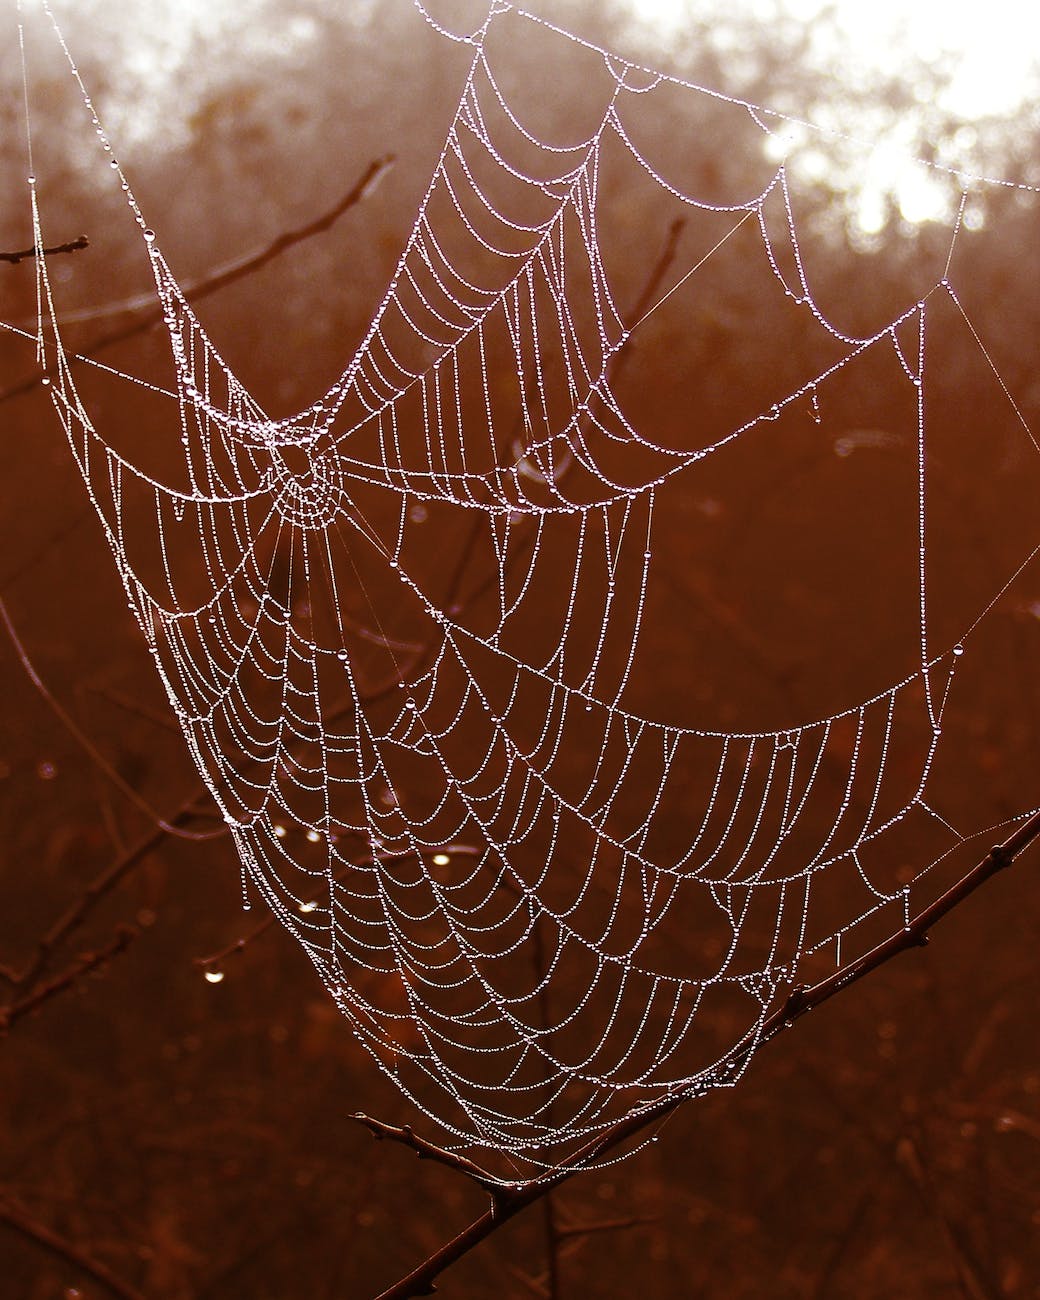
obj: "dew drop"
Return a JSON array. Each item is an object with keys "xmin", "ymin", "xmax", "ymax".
[
  {"xmin": 143, "ymin": 228, "xmax": 156, "ymax": 243},
  {"xmin": 953, "ymin": 643, "xmax": 965, "ymax": 657},
  {"xmin": 432, "ymin": 853, "xmax": 451, "ymax": 867},
  {"xmin": 204, "ymin": 969, "xmax": 225, "ymax": 984}
]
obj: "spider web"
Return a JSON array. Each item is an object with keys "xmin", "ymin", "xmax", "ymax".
[{"xmin": 13, "ymin": 0, "xmax": 1040, "ymax": 1174}]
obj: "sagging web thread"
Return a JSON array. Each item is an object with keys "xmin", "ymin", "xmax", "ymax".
[{"xmin": 14, "ymin": 0, "xmax": 1040, "ymax": 1174}]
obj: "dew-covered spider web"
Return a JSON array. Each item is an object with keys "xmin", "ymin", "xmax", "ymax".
[{"xmin": 11, "ymin": 0, "xmax": 1040, "ymax": 1175}]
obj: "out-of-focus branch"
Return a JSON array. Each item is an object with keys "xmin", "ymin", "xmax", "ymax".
[
  {"xmin": 554, "ymin": 1214, "xmax": 656, "ymax": 1242},
  {"xmin": 0, "ymin": 155, "xmax": 394, "ymax": 403},
  {"xmin": 351, "ymin": 1115, "xmax": 504, "ymax": 1194},
  {"xmin": 8, "ymin": 804, "xmax": 194, "ymax": 999},
  {"xmin": 92, "ymin": 154, "xmax": 396, "ymax": 350},
  {"xmin": 0, "ymin": 1190, "xmax": 146, "ymax": 1300},
  {"xmin": 0, "ymin": 235, "xmax": 89, "ymax": 264},
  {"xmin": 623, "ymin": 217, "xmax": 687, "ymax": 331},
  {"xmin": 0, "ymin": 594, "xmax": 223, "ymax": 841},
  {"xmin": 896, "ymin": 1134, "xmax": 997, "ymax": 1300},
  {"xmin": 1, "ymin": 925, "xmax": 138, "ymax": 1033},
  {"xmin": 10, "ymin": 832, "xmax": 154, "ymax": 989},
  {"xmin": 195, "ymin": 843, "xmax": 482, "ymax": 974},
  {"xmin": 371, "ymin": 812, "xmax": 1040, "ymax": 1300}
]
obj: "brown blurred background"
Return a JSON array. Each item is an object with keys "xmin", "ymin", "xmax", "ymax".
[{"xmin": 2, "ymin": 1, "xmax": 1039, "ymax": 1296}]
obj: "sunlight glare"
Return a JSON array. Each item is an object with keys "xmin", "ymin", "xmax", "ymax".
[
  {"xmin": 628, "ymin": 0, "xmax": 1039, "ymax": 228},
  {"xmin": 629, "ymin": 0, "xmax": 1040, "ymax": 118}
]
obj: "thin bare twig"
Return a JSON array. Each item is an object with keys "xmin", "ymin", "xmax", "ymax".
[
  {"xmin": 195, "ymin": 843, "xmax": 482, "ymax": 972},
  {"xmin": 0, "ymin": 156, "xmax": 393, "ymax": 403},
  {"xmin": 896, "ymin": 1133, "xmax": 998, "ymax": 1300},
  {"xmin": 810, "ymin": 1184, "xmax": 875, "ymax": 1300},
  {"xmin": 95, "ymin": 155, "xmax": 396, "ymax": 346},
  {"xmin": 554, "ymin": 1214, "xmax": 657, "ymax": 1242},
  {"xmin": 0, "ymin": 593, "xmax": 221, "ymax": 840},
  {"xmin": 351, "ymin": 1115, "xmax": 503, "ymax": 1194},
  {"xmin": 0, "ymin": 235, "xmax": 89, "ymax": 264},
  {"xmin": 0, "ymin": 1189, "xmax": 146, "ymax": 1300},
  {"xmin": 1, "ymin": 924, "xmax": 138, "ymax": 1032},
  {"xmin": 370, "ymin": 813, "xmax": 1040, "ymax": 1299},
  {"xmin": 503, "ymin": 1263, "xmax": 550, "ymax": 1298}
]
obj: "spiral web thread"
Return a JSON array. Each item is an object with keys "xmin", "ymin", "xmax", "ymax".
[{"xmin": 14, "ymin": 0, "xmax": 1040, "ymax": 1174}]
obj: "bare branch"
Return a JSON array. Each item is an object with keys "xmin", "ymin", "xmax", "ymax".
[
  {"xmin": 1, "ymin": 925, "xmax": 138, "ymax": 1033},
  {"xmin": 98, "ymin": 154, "xmax": 396, "ymax": 343},
  {"xmin": 372, "ymin": 812, "xmax": 1040, "ymax": 1299},
  {"xmin": 502, "ymin": 1263, "xmax": 550, "ymax": 1298},
  {"xmin": 0, "ymin": 157, "xmax": 394, "ymax": 404},
  {"xmin": 351, "ymin": 1114, "xmax": 505, "ymax": 1195},
  {"xmin": 896, "ymin": 1133, "xmax": 998, "ymax": 1300},
  {"xmin": 9, "ymin": 813, "xmax": 181, "ymax": 998},
  {"xmin": 0, "ymin": 1189, "xmax": 145, "ymax": 1300},
  {"xmin": 195, "ymin": 912, "xmax": 279, "ymax": 974},
  {"xmin": 0, "ymin": 594, "xmax": 217, "ymax": 839},
  {"xmin": 554, "ymin": 1214, "xmax": 657, "ymax": 1242},
  {"xmin": 0, "ymin": 235, "xmax": 89, "ymax": 264},
  {"xmin": 196, "ymin": 843, "xmax": 483, "ymax": 972},
  {"xmin": 623, "ymin": 217, "xmax": 687, "ymax": 332}
]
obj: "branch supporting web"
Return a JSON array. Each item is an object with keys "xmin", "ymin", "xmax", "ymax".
[{"xmin": 13, "ymin": 0, "xmax": 1040, "ymax": 1175}]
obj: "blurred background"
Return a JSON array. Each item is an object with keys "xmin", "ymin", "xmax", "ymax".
[{"xmin": 2, "ymin": 1, "xmax": 1039, "ymax": 1296}]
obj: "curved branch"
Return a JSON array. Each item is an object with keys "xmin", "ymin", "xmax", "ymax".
[
  {"xmin": 1, "ymin": 926, "xmax": 138, "ymax": 1032},
  {"xmin": 0, "ymin": 1191, "xmax": 146, "ymax": 1300},
  {"xmin": 372, "ymin": 811, "xmax": 1040, "ymax": 1299},
  {"xmin": 351, "ymin": 1114, "xmax": 503, "ymax": 1193},
  {"xmin": 0, "ymin": 155, "xmax": 394, "ymax": 403}
]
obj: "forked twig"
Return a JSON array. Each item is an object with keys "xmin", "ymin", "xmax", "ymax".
[
  {"xmin": 8, "ymin": 807, "xmax": 192, "ymax": 998},
  {"xmin": 370, "ymin": 813, "xmax": 1040, "ymax": 1300},
  {"xmin": 351, "ymin": 1115, "xmax": 505, "ymax": 1194}
]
